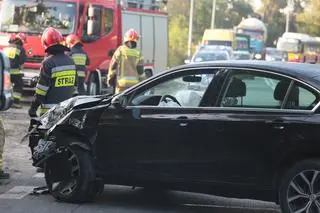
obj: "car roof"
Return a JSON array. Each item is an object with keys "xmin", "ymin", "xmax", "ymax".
[
  {"xmin": 196, "ymin": 49, "xmax": 229, "ymax": 54},
  {"xmin": 171, "ymin": 61, "xmax": 320, "ymax": 89}
]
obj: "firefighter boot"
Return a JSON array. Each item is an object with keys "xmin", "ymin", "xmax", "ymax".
[{"xmin": 12, "ymin": 97, "xmax": 23, "ymax": 109}]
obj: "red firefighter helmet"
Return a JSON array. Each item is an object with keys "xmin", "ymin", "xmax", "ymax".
[
  {"xmin": 65, "ymin": 34, "xmax": 81, "ymax": 48},
  {"xmin": 123, "ymin": 29, "xmax": 139, "ymax": 43},
  {"xmin": 41, "ymin": 27, "xmax": 64, "ymax": 49},
  {"xmin": 8, "ymin": 34, "xmax": 17, "ymax": 43},
  {"xmin": 16, "ymin": 32, "xmax": 27, "ymax": 44}
]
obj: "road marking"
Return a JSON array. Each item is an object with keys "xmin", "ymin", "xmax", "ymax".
[
  {"xmin": 0, "ymin": 186, "xmax": 35, "ymax": 199},
  {"xmin": 33, "ymin": 173, "xmax": 44, "ymax": 178}
]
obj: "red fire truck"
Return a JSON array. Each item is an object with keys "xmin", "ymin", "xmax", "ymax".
[{"xmin": 0, "ymin": 0, "xmax": 168, "ymax": 95}]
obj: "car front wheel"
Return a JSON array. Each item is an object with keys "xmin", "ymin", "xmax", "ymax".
[
  {"xmin": 44, "ymin": 146, "xmax": 102, "ymax": 203},
  {"xmin": 279, "ymin": 159, "xmax": 320, "ymax": 213}
]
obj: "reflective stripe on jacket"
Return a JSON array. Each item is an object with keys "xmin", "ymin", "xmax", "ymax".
[
  {"xmin": 3, "ymin": 43, "xmax": 26, "ymax": 75},
  {"xmin": 108, "ymin": 45, "xmax": 144, "ymax": 90},
  {"xmin": 35, "ymin": 53, "xmax": 76, "ymax": 110},
  {"xmin": 68, "ymin": 45, "xmax": 90, "ymax": 78}
]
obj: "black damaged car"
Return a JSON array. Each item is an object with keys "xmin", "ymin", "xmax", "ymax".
[{"xmin": 30, "ymin": 61, "xmax": 320, "ymax": 213}]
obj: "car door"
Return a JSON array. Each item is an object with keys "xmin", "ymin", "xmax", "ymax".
[
  {"xmin": 95, "ymin": 68, "xmax": 217, "ymax": 181},
  {"xmin": 190, "ymin": 68, "xmax": 308, "ymax": 188}
]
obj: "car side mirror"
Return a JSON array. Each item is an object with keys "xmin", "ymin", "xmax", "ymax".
[
  {"xmin": 87, "ymin": 20, "xmax": 95, "ymax": 36},
  {"xmin": 111, "ymin": 95, "xmax": 127, "ymax": 110}
]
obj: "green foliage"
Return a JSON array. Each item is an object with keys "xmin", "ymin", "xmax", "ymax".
[
  {"xmin": 296, "ymin": 0, "xmax": 320, "ymax": 36},
  {"xmin": 168, "ymin": 15, "xmax": 189, "ymax": 66},
  {"xmin": 259, "ymin": 0, "xmax": 287, "ymax": 46}
]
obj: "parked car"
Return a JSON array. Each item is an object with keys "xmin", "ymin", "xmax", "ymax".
[
  {"xmin": 185, "ymin": 45, "xmax": 232, "ymax": 64},
  {"xmin": 30, "ymin": 61, "xmax": 320, "ymax": 213},
  {"xmin": 233, "ymin": 50, "xmax": 251, "ymax": 60},
  {"xmin": 266, "ymin": 47, "xmax": 287, "ymax": 61}
]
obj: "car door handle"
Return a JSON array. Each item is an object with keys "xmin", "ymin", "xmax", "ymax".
[
  {"xmin": 265, "ymin": 119, "xmax": 285, "ymax": 130},
  {"xmin": 179, "ymin": 122, "xmax": 188, "ymax": 127},
  {"xmin": 273, "ymin": 126, "xmax": 285, "ymax": 130},
  {"xmin": 176, "ymin": 116, "xmax": 188, "ymax": 127}
]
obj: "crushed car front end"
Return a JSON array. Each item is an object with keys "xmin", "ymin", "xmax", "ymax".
[{"xmin": 29, "ymin": 95, "xmax": 112, "ymax": 167}]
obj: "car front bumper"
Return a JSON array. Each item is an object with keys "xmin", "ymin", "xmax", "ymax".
[{"xmin": 22, "ymin": 69, "xmax": 39, "ymax": 89}]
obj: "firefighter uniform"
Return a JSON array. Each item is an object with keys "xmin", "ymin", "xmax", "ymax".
[
  {"xmin": 67, "ymin": 43, "xmax": 90, "ymax": 95},
  {"xmin": 108, "ymin": 45, "xmax": 144, "ymax": 94},
  {"xmin": 3, "ymin": 42, "xmax": 26, "ymax": 104},
  {"xmin": 35, "ymin": 55, "xmax": 77, "ymax": 115},
  {"xmin": 29, "ymin": 27, "xmax": 77, "ymax": 117}
]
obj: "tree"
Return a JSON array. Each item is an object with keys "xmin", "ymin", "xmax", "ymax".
[
  {"xmin": 296, "ymin": 0, "xmax": 320, "ymax": 36},
  {"xmin": 259, "ymin": 0, "xmax": 287, "ymax": 46},
  {"xmin": 168, "ymin": 14, "xmax": 189, "ymax": 66}
]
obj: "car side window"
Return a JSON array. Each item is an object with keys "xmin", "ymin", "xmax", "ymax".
[
  {"xmin": 220, "ymin": 70, "xmax": 291, "ymax": 109},
  {"xmin": 284, "ymin": 81, "xmax": 319, "ymax": 110},
  {"xmin": 129, "ymin": 71, "xmax": 215, "ymax": 108},
  {"xmin": 103, "ymin": 8, "xmax": 113, "ymax": 35}
]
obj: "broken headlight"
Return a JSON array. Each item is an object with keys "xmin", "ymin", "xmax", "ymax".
[{"xmin": 39, "ymin": 97, "xmax": 77, "ymax": 129}]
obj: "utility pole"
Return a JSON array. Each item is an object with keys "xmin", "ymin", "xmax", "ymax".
[
  {"xmin": 285, "ymin": 0, "xmax": 294, "ymax": 32},
  {"xmin": 187, "ymin": 0, "xmax": 194, "ymax": 57},
  {"xmin": 211, "ymin": 0, "xmax": 216, "ymax": 29},
  {"xmin": 285, "ymin": 10, "xmax": 290, "ymax": 32}
]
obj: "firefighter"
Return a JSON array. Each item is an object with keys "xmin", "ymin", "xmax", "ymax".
[
  {"xmin": 106, "ymin": 29, "xmax": 145, "ymax": 94},
  {"xmin": 28, "ymin": 27, "xmax": 77, "ymax": 117},
  {"xmin": 65, "ymin": 34, "xmax": 90, "ymax": 95},
  {"xmin": 3, "ymin": 33, "xmax": 26, "ymax": 108}
]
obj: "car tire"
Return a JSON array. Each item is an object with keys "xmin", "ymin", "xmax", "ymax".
[
  {"xmin": 279, "ymin": 159, "xmax": 320, "ymax": 213},
  {"xmin": 44, "ymin": 146, "xmax": 100, "ymax": 203}
]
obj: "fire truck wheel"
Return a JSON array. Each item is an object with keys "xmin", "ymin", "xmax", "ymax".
[{"xmin": 44, "ymin": 146, "xmax": 98, "ymax": 203}]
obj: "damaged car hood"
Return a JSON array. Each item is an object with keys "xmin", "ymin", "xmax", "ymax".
[{"xmin": 38, "ymin": 95, "xmax": 112, "ymax": 130}]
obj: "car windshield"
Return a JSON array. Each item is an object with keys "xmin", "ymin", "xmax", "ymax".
[
  {"xmin": 240, "ymin": 29, "xmax": 264, "ymax": 41},
  {"xmin": 266, "ymin": 49, "xmax": 283, "ymax": 57},
  {"xmin": 277, "ymin": 38, "xmax": 301, "ymax": 53},
  {"xmin": 206, "ymin": 40, "xmax": 232, "ymax": 46},
  {"xmin": 193, "ymin": 51, "xmax": 229, "ymax": 62},
  {"xmin": 236, "ymin": 38, "xmax": 249, "ymax": 50},
  {"xmin": 0, "ymin": 0, "xmax": 76, "ymax": 35}
]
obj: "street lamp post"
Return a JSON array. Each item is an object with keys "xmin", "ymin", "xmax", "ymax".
[
  {"xmin": 285, "ymin": 9, "xmax": 290, "ymax": 32},
  {"xmin": 187, "ymin": 0, "xmax": 194, "ymax": 57},
  {"xmin": 211, "ymin": 0, "xmax": 216, "ymax": 29},
  {"xmin": 280, "ymin": 0, "xmax": 294, "ymax": 32}
]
